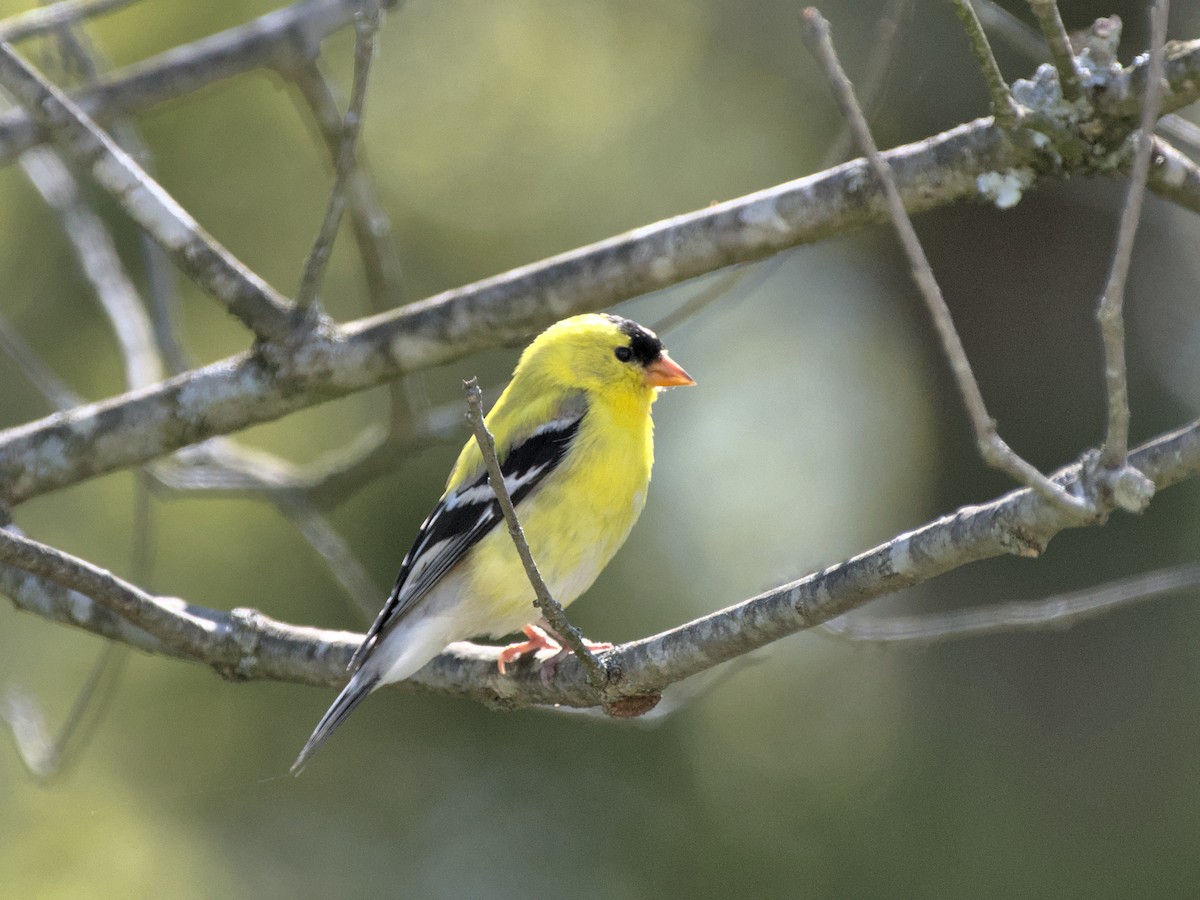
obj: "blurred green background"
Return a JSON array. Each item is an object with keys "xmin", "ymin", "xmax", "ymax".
[{"xmin": 3, "ymin": 0, "xmax": 1200, "ymax": 896}]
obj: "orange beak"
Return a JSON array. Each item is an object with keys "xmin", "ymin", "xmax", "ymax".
[{"xmin": 644, "ymin": 351, "xmax": 696, "ymax": 388}]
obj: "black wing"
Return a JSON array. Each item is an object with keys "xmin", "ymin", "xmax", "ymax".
[{"xmin": 348, "ymin": 399, "xmax": 586, "ymax": 672}]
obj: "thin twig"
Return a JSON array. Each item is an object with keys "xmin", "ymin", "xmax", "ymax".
[
  {"xmin": 0, "ymin": 0, "xmax": 401, "ymax": 168},
  {"xmin": 0, "ymin": 0, "xmax": 140, "ymax": 44},
  {"xmin": 462, "ymin": 377, "xmax": 608, "ymax": 690},
  {"xmin": 1026, "ymin": 0, "xmax": 1082, "ymax": 101},
  {"xmin": 800, "ymin": 7, "xmax": 1088, "ymax": 515},
  {"xmin": 1097, "ymin": 0, "xmax": 1169, "ymax": 469},
  {"xmin": 0, "ymin": 42, "xmax": 304, "ymax": 343},
  {"xmin": 19, "ymin": 147, "xmax": 163, "ymax": 390},
  {"xmin": 0, "ymin": 311, "xmax": 80, "ymax": 409},
  {"xmin": 822, "ymin": 561, "xmax": 1200, "ymax": 644},
  {"xmin": 289, "ymin": 61, "xmax": 402, "ymax": 311},
  {"xmin": 949, "ymin": 0, "xmax": 1021, "ymax": 125},
  {"xmin": 295, "ymin": 1, "xmax": 382, "ymax": 309},
  {"xmin": 972, "ymin": 0, "xmax": 1047, "ymax": 60},
  {"xmin": 820, "ymin": 0, "xmax": 913, "ymax": 166},
  {"xmin": 651, "ymin": 259, "xmax": 774, "ymax": 336},
  {"xmin": 3, "ymin": 646, "xmax": 126, "ymax": 780}
]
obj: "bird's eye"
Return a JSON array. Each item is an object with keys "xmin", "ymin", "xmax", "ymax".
[{"xmin": 614, "ymin": 346, "xmax": 632, "ymax": 362}]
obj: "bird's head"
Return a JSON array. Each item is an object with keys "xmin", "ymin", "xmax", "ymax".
[{"xmin": 515, "ymin": 314, "xmax": 695, "ymax": 400}]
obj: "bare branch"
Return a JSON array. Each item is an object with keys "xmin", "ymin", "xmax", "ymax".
[
  {"xmin": 0, "ymin": 0, "xmax": 140, "ymax": 44},
  {"xmin": 1026, "ymin": 0, "xmax": 1082, "ymax": 101},
  {"xmin": 1097, "ymin": 0, "xmax": 1169, "ymax": 470},
  {"xmin": 1, "ymin": 35, "xmax": 1196, "ymax": 508},
  {"xmin": 295, "ymin": 1, "xmax": 382, "ymax": 309},
  {"xmin": 949, "ymin": 0, "xmax": 1021, "ymax": 125},
  {"xmin": 0, "ymin": 311, "xmax": 80, "ymax": 410},
  {"xmin": 0, "ymin": 524, "xmax": 214, "ymax": 655},
  {"xmin": 822, "ymin": 561, "xmax": 1200, "ymax": 644},
  {"xmin": 820, "ymin": 0, "xmax": 913, "ymax": 167},
  {"xmin": 800, "ymin": 8, "xmax": 1088, "ymax": 515},
  {"xmin": 7, "ymin": 417, "xmax": 1200, "ymax": 708},
  {"xmin": 0, "ymin": 42, "xmax": 304, "ymax": 343},
  {"xmin": 19, "ymin": 147, "xmax": 162, "ymax": 390},
  {"xmin": 0, "ymin": 0, "xmax": 399, "ymax": 168},
  {"xmin": 2, "ymin": 643, "xmax": 126, "ymax": 780},
  {"xmin": 462, "ymin": 378, "xmax": 608, "ymax": 689},
  {"xmin": 289, "ymin": 61, "xmax": 402, "ymax": 311},
  {"xmin": 972, "ymin": 0, "xmax": 1047, "ymax": 60}
]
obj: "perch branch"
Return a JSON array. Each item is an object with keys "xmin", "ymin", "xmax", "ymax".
[{"xmin": 6, "ymin": 416, "xmax": 1199, "ymax": 707}]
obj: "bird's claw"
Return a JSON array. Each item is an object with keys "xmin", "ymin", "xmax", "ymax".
[
  {"xmin": 496, "ymin": 625, "xmax": 612, "ymax": 684},
  {"xmin": 496, "ymin": 624, "xmax": 561, "ymax": 675}
]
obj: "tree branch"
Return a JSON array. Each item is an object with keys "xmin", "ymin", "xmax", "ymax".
[
  {"xmin": 7, "ymin": 417, "xmax": 1200, "ymax": 709},
  {"xmin": 950, "ymin": 0, "xmax": 1020, "ymax": 125},
  {"xmin": 288, "ymin": 60, "xmax": 403, "ymax": 310},
  {"xmin": 0, "ymin": 0, "xmax": 399, "ymax": 167},
  {"xmin": 801, "ymin": 7, "xmax": 1087, "ymax": 514},
  {"xmin": 0, "ymin": 0, "xmax": 140, "ymax": 44},
  {"xmin": 1, "ymin": 6, "xmax": 1194, "ymax": 725},
  {"xmin": 2, "ymin": 33, "xmax": 1194, "ymax": 507},
  {"xmin": 1097, "ymin": 0, "xmax": 1168, "ymax": 469},
  {"xmin": 821, "ymin": 561, "xmax": 1200, "ymax": 644},
  {"xmin": 1026, "ymin": 0, "xmax": 1083, "ymax": 101},
  {"xmin": 294, "ymin": 0, "xmax": 382, "ymax": 309},
  {"xmin": 0, "ymin": 41, "xmax": 304, "ymax": 344}
]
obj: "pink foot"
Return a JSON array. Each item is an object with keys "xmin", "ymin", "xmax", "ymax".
[
  {"xmin": 496, "ymin": 625, "xmax": 613, "ymax": 682},
  {"xmin": 496, "ymin": 625, "xmax": 561, "ymax": 675}
]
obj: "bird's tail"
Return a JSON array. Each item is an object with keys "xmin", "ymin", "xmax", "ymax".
[{"xmin": 290, "ymin": 671, "xmax": 379, "ymax": 776}]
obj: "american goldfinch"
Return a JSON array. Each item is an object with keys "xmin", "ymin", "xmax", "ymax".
[{"xmin": 291, "ymin": 313, "xmax": 694, "ymax": 773}]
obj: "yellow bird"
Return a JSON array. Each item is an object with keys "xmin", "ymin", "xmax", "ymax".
[{"xmin": 291, "ymin": 313, "xmax": 695, "ymax": 773}]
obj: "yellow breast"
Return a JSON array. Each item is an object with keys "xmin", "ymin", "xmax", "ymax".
[{"xmin": 462, "ymin": 391, "xmax": 654, "ymax": 638}]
